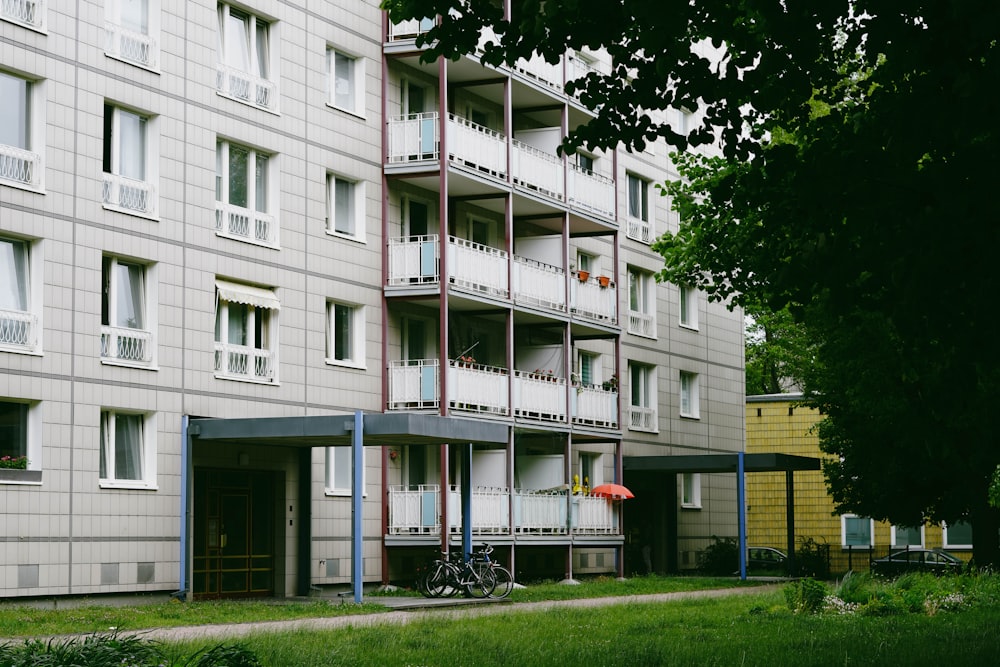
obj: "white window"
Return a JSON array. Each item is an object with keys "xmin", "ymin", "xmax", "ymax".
[
  {"xmin": 1, "ymin": 0, "xmax": 44, "ymax": 30},
  {"xmin": 626, "ymin": 172, "xmax": 652, "ymax": 243},
  {"xmin": 681, "ymin": 472, "xmax": 701, "ymax": 509},
  {"xmin": 943, "ymin": 521, "xmax": 973, "ymax": 549},
  {"xmin": 0, "ymin": 399, "xmax": 28, "ymax": 465},
  {"xmin": 105, "ymin": 0, "xmax": 159, "ymax": 69},
  {"xmin": 101, "ymin": 256, "xmax": 155, "ymax": 366},
  {"xmin": 215, "ymin": 140, "xmax": 277, "ymax": 246},
  {"xmin": 103, "ymin": 104, "xmax": 157, "ymax": 216},
  {"xmin": 841, "ymin": 514, "xmax": 874, "ymax": 547},
  {"xmin": 577, "ymin": 351, "xmax": 598, "ymax": 387},
  {"xmin": 679, "ymin": 285, "xmax": 698, "ymax": 329},
  {"xmin": 628, "ymin": 361, "xmax": 657, "ymax": 432},
  {"xmin": 679, "ymin": 371, "xmax": 700, "ymax": 419},
  {"xmin": 325, "ymin": 446, "xmax": 365, "ymax": 496},
  {"xmin": 579, "ymin": 452, "xmax": 603, "ymax": 489},
  {"xmin": 891, "ymin": 525, "xmax": 924, "ymax": 548},
  {"xmin": 328, "ymin": 174, "xmax": 365, "ymax": 241},
  {"xmin": 627, "ymin": 267, "xmax": 656, "ymax": 338},
  {"xmin": 327, "ymin": 301, "xmax": 365, "ymax": 368},
  {"xmin": 217, "ymin": 4, "xmax": 275, "ymax": 110},
  {"xmin": 214, "ymin": 279, "xmax": 279, "ymax": 383},
  {"xmin": 0, "ymin": 235, "xmax": 41, "ymax": 353},
  {"xmin": 329, "ymin": 49, "xmax": 364, "ymax": 116},
  {"xmin": 0, "ymin": 70, "xmax": 43, "ymax": 190},
  {"xmin": 100, "ymin": 410, "xmax": 156, "ymax": 488}
]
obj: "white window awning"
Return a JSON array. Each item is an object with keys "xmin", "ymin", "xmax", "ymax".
[{"xmin": 216, "ymin": 279, "xmax": 280, "ymax": 311}]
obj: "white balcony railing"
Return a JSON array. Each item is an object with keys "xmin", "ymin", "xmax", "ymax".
[
  {"xmin": 102, "ymin": 173, "xmax": 156, "ymax": 216},
  {"xmin": 387, "ymin": 112, "xmax": 439, "ymax": 163},
  {"xmin": 512, "ymin": 140, "xmax": 564, "ymax": 200},
  {"xmin": 388, "ymin": 485, "xmax": 440, "ymax": 534},
  {"xmin": 513, "ymin": 371, "xmax": 568, "ymax": 423},
  {"xmin": 512, "ymin": 257, "xmax": 566, "ymax": 312},
  {"xmin": 570, "ymin": 276, "xmax": 617, "ymax": 323},
  {"xmin": 568, "ymin": 165, "xmax": 616, "ymax": 219},
  {"xmin": 573, "ymin": 495, "xmax": 618, "ymax": 534},
  {"xmin": 448, "ymin": 360, "xmax": 509, "ymax": 416},
  {"xmin": 387, "ymin": 359, "xmax": 440, "ymax": 410},
  {"xmin": 388, "ymin": 235, "xmax": 440, "ymax": 285},
  {"xmin": 0, "ymin": 144, "xmax": 42, "ymax": 189},
  {"xmin": 514, "ymin": 489, "xmax": 568, "ymax": 534},
  {"xmin": 446, "ymin": 486, "xmax": 511, "ymax": 535},
  {"xmin": 566, "ymin": 54, "xmax": 607, "ymax": 89},
  {"xmin": 627, "ymin": 310, "xmax": 655, "ymax": 337},
  {"xmin": 0, "ymin": 309, "xmax": 36, "ymax": 349},
  {"xmin": 626, "ymin": 217, "xmax": 654, "ymax": 244},
  {"xmin": 446, "ymin": 113, "xmax": 507, "ymax": 177},
  {"xmin": 105, "ymin": 22, "xmax": 157, "ymax": 68},
  {"xmin": 216, "ymin": 63, "xmax": 275, "ymax": 111},
  {"xmin": 100, "ymin": 325, "xmax": 152, "ymax": 364},
  {"xmin": 214, "ymin": 343, "xmax": 274, "ymax": 382},
  {"xmin": 215, "ymin": 203, "xmax": 277, "ymax": 247},
  {"xmin": 388, "ymin": 16, "xmax": 435, "ymax": 41},
  {"xmin": 1, "ymin": 0, "xmax": 43, "ymax": 30},
  {"xmin": 514, "ymin": 51, "xmax": 564, "ymax": 90},
  {"xmin": 572, "ymin": 386, "xmax": 618, "ymax": 429},
  {"xmin": 628, "ymin": 406, "xmax": 658, "ymax": 432},
  {"xmin": 447, "ymin": 235, "xmax": 509, "ymax": 297}
]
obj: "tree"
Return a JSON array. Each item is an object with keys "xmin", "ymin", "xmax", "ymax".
[
  {"xmin": 382, "ymin": 0, "xmax": 1000, "ymax": 566},
  {"xmin": 744, "ymin": 303, "xmax": 815, "ymax": 396}
]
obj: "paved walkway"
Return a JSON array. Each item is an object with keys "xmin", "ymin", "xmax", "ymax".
[{"xmin": 118, "ymin": 585, "xmax": 780, "ymax": 643}]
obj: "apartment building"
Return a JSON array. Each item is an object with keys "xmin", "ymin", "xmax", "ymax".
[{"xmin": 0, "ymin": 1, "xmax": 743, "ymax": 600}]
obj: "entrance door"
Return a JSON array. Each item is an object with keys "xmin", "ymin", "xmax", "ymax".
[{"xmin": 193, "ymin": 469, "xmax": 277, "ymax": 599}]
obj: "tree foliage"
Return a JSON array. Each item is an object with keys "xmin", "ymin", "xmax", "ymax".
[
  {"xmin": 744, "ymin": 303, "xmax": 815, "ymax": 396},
  {"xmin": 382, "ymin": 0, "xmax": 1000, "ymax": 565}
]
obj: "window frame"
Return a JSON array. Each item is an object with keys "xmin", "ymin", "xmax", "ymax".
[
  {"xmin": 215, "ymin": 139, "xmax": 278, "ymax": 247},
  {"xmin": 841, "ymin": 514, "xmax": 874, "ymax": 548},
  {"xmin": 328, "ymin": 48, "xmax": 365, "ymax": 117},
  {"xmin": 628, "ymin": 361, "xmax": 658, "ymax": 433},
  {"xmin": 891, "ymin": 524, "xmax": 925, "ymax": 548},
  {"xmin": 627, "ymin": 266, "xmax": 656, "ymax": 338},
  {"xmin": 214, "ymin": 280, "xmax": 280, "ymax": 384},
  {"xmin": 0, "ymin": 234, "xmax": 43, "ymax": 354},
  {"xmin": 326, "ymin": 300, "xmax": 366, "ymax": 369},
  {"xmin": 578, "ymin": 452, "xmax": 604, "ymax": 489},
  {"xmin": 99, "ymin": 409, "xmax": 157, "ymax": 489},
  {"xmin": 327, "ymin": 173, "xmax": 365, "ymax": 242},
  {"xmin": 679, "ymin": 370, "xmax": 700, "ymax": 419},
  {"xmin": 101, "ymin": 256, "xmax": 156, "ymax": 367},
  {"xmin": 679, "ymin": 285, "xmax": 698, "ymax": 329},
  {"xmin": 325, "ymin": 445, "xmax": 366, "ymax": 496},
  {"xmin": 102, "ymin": 103, "xmax": 158, "ymax": 217},
  {"xmin": 216, "ymin": 3, "xmax": 277, "ymax": 111},
  {"xmin": 0, "ymin": 69, "xmax": 45, "ymax": 191},
  {"xmin": 105, "ymin": 0, "xmax": 161, "ymax": 70},
  {"xmin": 943, "ymin": 521, "xmax": 973, "ymax": 549},
  {"xmin": 626, "ymin": 172, "xmax": 650, "ymax": 222},
  {"xmin": 681, "ymin": 472, "xmax": 701, "ymax": 509}
]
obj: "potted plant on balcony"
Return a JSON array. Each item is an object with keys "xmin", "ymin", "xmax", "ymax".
[
  {"xmin": 602, "ymin": 374, "xmax": 619, "ymax": 392},
  {"xmin": 576, "ymin": 270, "xmax": 590, "ymax": 282},
  {"xmin": 598, "ymin": 275, "xmax": 611, "ymax": 288},
  {"xmin": 458, "ymin": 355, "xmax": 476, "ymax": 367}
]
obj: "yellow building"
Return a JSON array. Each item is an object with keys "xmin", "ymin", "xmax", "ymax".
[{"xmin": 746, "ymin": 394, "xmax": 972, "ymax": 574}]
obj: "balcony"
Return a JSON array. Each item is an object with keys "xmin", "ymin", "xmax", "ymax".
[
  {"xmin": 105, "ymin": 22, "xmax": 157, "ymax": 69},
  {"xmin": 570, "ymin": 274, "xmax": 617, "ymax": 324},
  {"xmin": 216, "ymin": 203, "xmax": 278, "ymax": 247},
  {"xmin": 512, "ymin": 370, "xmax": 568, "ymax": 423},
  {"xmin": 214, "ymin": 343, "xmax": 274, "ymax": 383},
  {"xmin": 513, "ymin": 51, "xmax": 564, "ymax": 92},
  {"xmin": 626, "ymin": 216, "xmax": 654, "ymax": 244},
  {"xmin": 387, "ymin": 16, "xmax": 434, "ymax": 41},
  {"xmin": 512, "ymin": 257, "xmax": 566, "ymax": 312},
  {"xmin": 102, "ymin": 173, "xmax": 156, "ymax": 217},
  {"xmin": 1, "ymin": 0, "xmax": 43, "ymax": 30},
  {"xmin": 388, "ymin": 235, "xmax": 439, "ymax": 286},
  {"xmin": 387, "ymin": 359, "xmax": 440, "ymax": 410},
  {"xmin": 627, "ymin": 310, "xmax": 655, "ymax": 338},
  {"xmin": 446, "ymin": 113, "xmax": 507, "ymax": 178},
  {"xmin": 448, "ymin": 360, "xmax": 510, "ymax": 416},
  {"xmin": 572, "ymin": 385, "xmax": 618, "ymax": 429},
  {"xmin": 512, "ymin": 139, "xmax": 564, "ymax": 200},
  {"xmin": 448, "ymin": 236, "xmax": 508, "ymax": 297},
  {"xmin": 0, "ymin": 309, "xmax": 36, "ymax": 350},
  {"xmin": 388, "ymin": 485, "xmax": 619, "ymax": 536},
  {"xmin": 216, "ymin": 63, "xmax": 275, "ymax": 111},
  {"xmin": 100, "ymin": 325, "xmax": 152, "ymax": 364},
  {"xmin": 628, "ymin": 405, "xmax": 658, "ymax": 433},
  {"xmin": 568, "ymin": 165, "xmax": 615, "ymax": 219},
  {"xmin": 0, "ymin": 143, "xmax": 42, "ymax": 190}
]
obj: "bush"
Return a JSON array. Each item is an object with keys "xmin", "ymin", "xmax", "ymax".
[
  {"xmin": 0, "ymin": 633, "xmax": 262, "ymax": 666},
  {"xmin": 791, "ymin": 537, "xmax": 831, "ymax": 579},
  {"xmin": 834, "ymin": 570, "xmax": 876, "ymax": 605},
  {"xmin": 784, "ymin": 577, "xmax": 829, "ymax": 614},
  {"xmin": 697, "ymin": 536, "xmax": 738, "ymax": 575}
]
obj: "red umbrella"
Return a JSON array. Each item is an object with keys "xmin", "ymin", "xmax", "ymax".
[{"xmin": 589, "ymin": 483, "xmax": 634, "ymax": 499}]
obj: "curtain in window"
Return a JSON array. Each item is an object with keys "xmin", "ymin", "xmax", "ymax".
[
  {"xmin": 0, "ymin": 238, "xmax": 28, "ymax": 311},
  {"xmin": 114, "ymin": 262, "xmax": 144, "ymax": 329},
  {"xmin": 628, "ymin": 271, "xmax": 640, "ymax": 311},
  {"xmin": 228, "ymin": 302, "xmax": 248, "ymax": 346},
  {"xmin": 115, "ymin": 413, "xmax": 143, "ymax": 480},
  {"xmin": 255, "ymin": 153, "xmax": 268, "ymax": 212},
  {"xmin": 333, "ymin": 303, "xmax": 352, "ymax": 361},
  {"xmin": 0, "ymin": 73, "xmax": 29, "ymax": 150},
  {"xmin": 334, "ymin": 53, "xmax": 354, "ymax": 109},
  {"xmin": 254, "ymin": 21, "xmax": 269, "ymax": 78},
  {"xmin": 579, "ymin": 354, "xmax": 593, "ymax": 385},
  {"xmin": 631, "ymin": 365, "xmax": 645, "ymax": 407},
  {"xmin": 334, "ymin": 178, "xmax": 354, "ymax": 234},
  {"xmin": 228, "ymin": 144, "xmax": 248, "ymax": 207},
  {"xmin": 118, "ymin": 110, "xmax": 146, "ymax": 180},
  {"xmin": 331, "ymin": 446, "xmax": 352, "ymax": 489},
  {"xmin": 121, "ymin": 0, "xmax": 148, "ymax": 33},
  {"xmin": 680, "ymin": 373, "xmax": 691, "ymax": 414},
  {"xmin": 627, "ymin": 175, "xmax": 641, "ymax": 219}
]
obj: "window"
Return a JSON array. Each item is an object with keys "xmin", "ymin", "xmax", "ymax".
[
  {"xmin": 329, "ymin": 49, "xmax": 364, "ymax": 116},
  {"xmin": 103, "ymin": 104, "xmax": 157, "ymax": 216},
  {"xmin": 679, "ymin": 285, "xmax": 698, "ymax": 329},
  {"xmin": 841, "ymin": 514, "xmax": 874, "ymax": 547},
  {"xmin": 577, "ymin": 351, "xmax": 598, "ymax": 387},
  {"xmin": 101, "ymin": 257, "xmax": 154, "ymax": 365},
  {"xmin": 679, "ymin": 371, "xmax": 700, "ymax": 418},
  {"xmin": 892, "ymin": 525, "xmax": 924, "ymax": 548},
  {"xmin": 214, "ymin": 279, "xmax": 279, "ymax": 383},
  {"xmin": 215, "ymin": 140, "xmax": 277, "ymax": 246},
  {"xmin": 217, "ymin": 4, "xmax": 275, "ymax": 110},
  {"xmin": 325, "ymin": 446, "xmax": 365, "ymax": 495},
  {"xmin": 0, "ymin": 400, "xmax": 28, "ymax": 463},
  {"xmin": 628, "ymin": 361, "xmax": 657, "ymax": 432},
  {"xmin": 626, "ymin": 172, "xmax": 652, "ymax": 243},
  {"xmin": 943, "ymin": 521, "xmax": 973, "ymax": 549},
  {"xmin": 105, "ymin": 0, "xmax": 159, "ymax": 69},
  {"xmin": 327, "ymin": 301, "xmax": 365, "ymax": 368},
  {"xmin": 576, "ymin": 152, "xmax": 594, "ymax": 173},
  {"xmin": 0, "ymin": 235, "xmax": 40, "ymax": 352},
  {"xmin": 100, "ymin": 410, "xmax": 155, "ymax": 487},
  {"xmin": 0, "ymin": 71, "xmax": 42, "ymax": 189},
  {"xmin": 327, "ymin": 174, "xmax": 364, "ymax": 240},
  {"xmin": 627, "ymin": 267, "xmax": 655, "ymax": 338},
  {"xmin": 681, "ymin": 473, "xmax": 701, "ymax": 508},
  {"xmin": 1, "ymin": 0, "xmax": 44, "ymax": 30},
  {"xmin": 579, "ymin": 453, "xmax": 603, "ymax": 489}
]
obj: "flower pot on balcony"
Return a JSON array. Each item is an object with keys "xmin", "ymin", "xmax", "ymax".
[
  {"xmin": 577, "ymin": 270, "xmax": 590, "ymax": 282},
  {"xmin": 598, "ymin": 275, "xmax": 610, "ymax": 288}
]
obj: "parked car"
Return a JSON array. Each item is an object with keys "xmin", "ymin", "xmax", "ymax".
[
  {"xmin": 870, "ymin": 548, "xmax": 964, "ymax": 576},
  {"xmin": 745, "ymin": 547, "xmax": 788, "ymax": 573}
]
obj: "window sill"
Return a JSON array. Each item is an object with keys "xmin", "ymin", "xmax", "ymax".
[
  {"xmin": 215, "ymin": 373, "xmax": 280, "ymax": 386},
  {"xmin": 102, "ymin": 203, "xmax": 159, "ymax": 222},
  {"xmin": 0, "ymin": 177, "xmax": 45, "ymax": 194},
  {"xmin": 325, "ymin": 489, "xmax": 368, "ymax": 498},
  {"xmin": 104, "ymin": 52, "xmax": 161, "ymax": 74},
  {"xmin": 678, "ymin": 323, "xmax": 700, "ymax": 332},
  {"xmin": 326, "ymin": 229, "xmax": 367, "ymax": 244},
  {"xmin": 325, "ymin": 359, "xmax": 367, "ymax": 371},
  {"xmin": 215, "ymin": 230, "xmax": 280, "ymax": 250},
  {"xmin": 101, "ymin": 358, "xmax": 158, "ymax": 371},
  {"xmin": 216, "ymin": 90, "xmax": 280, "ymax": 116},
  {"xmin": 625, "ymin": 328, "xmax": 657, "ymax": 340},
  {"xmin": 680, "ymin": 503, "xmax": 702, "ymax": 510},
  {"xmin": 326, "ymin": 102, "xmax": 366, "ymax": 120},
  {"xmin": 0, "ymin": 345, "xmax": 43, "ymax": 356},
  {"xmin": 0, "ymin": 469, "xmax": 42, "ymax": 484},
  {"xmin": 1, "ymin": 16, "xmax": 46, "ymax": 34},
  {"xmin": 99, "ymin": 480, "xmax": 158, "ymax": 491}
]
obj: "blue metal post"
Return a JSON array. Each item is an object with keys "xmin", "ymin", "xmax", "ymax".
[
  {"xmin": 462, "ymin": 442, "xmax": 472, "ymax": 559},
  {"xmin": 352, "ymin": 410, "xmax": 364, "ymax": 603},
  {"xmin": 738, "ymin": 451, "xmax": 747, "ymax": 580}
]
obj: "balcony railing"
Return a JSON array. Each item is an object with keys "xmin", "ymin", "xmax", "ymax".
[
  {"xmin": 388, "ymin": 235, "xmax": 440, "ymax": 285},
  {"xmin": 627, "ymin": 310, "xmax": 655, "ymax": 337},
  {"xmin": 100, "ymin": 325, "xmax": 152, "ymax": 364},
  {"xmin": 514, "ymin": 489, "xmax": 569, "ymax": 534},
  {"xmin": 387, "ymin": 358, "xmax": 440, "ymax": 410},
  {"xmin": 215, "ymin": 203, "xmax": 277, "ymax": 247},
  {"xmin": 102, "ymin": 173, "xmax": 156, "ymax": 216},
  {"xmin": 446, "ymin": 113, "xmax": 507, "ymax": 178},
  {"xmin": 216, "ymin": 63, "xmax": 275, "ymax": 111},
  {"xmin": 448, "ymin": 360, "xmax": 510, "ymax": 416},
  {"xmin": 0, "ymin": 144, "xmax": 42, "ymax": 189},
  {"xmin": 512, "ymin": 140, "xmax": 564, "ymax": 200},
  {"xmin": 448, "ymin": 235, "xmax": 508, "ymax": 297},
  {"xmin": 628, "ymin": 405, "xmax": 658, "ymax": 432},
  {"xmin": 513, "ymin": 371, "xmax": 568, "ymax": 422},
  {"xmin": 105, "ymin": 22, "xmax": 157, "ymax": 68},
  {"xmin": 512, "ymin": 257, "xmax": 566, "ymax": 312},
  {"xmin": 388, "ymin": 16, "xmax": 435, "ymax": 41},
  {"xmin": 572, "ymin": 385, "xmax": 618, "ymax": 429},
  {"xmin": 570, "ymin": 275, "xmax": 617, "ymax": 323},
  {"xmin": 626, "ymin": 217, "xmax": 654, "ymax": 244},
  {"xmin": 214, "ymin": 343, "xmax": 274, "ymax": 382},
  {"xmin": 0, "ymin": 309, "xmax": 36, "ymax": 350},
  {"xmin": 568, "ymin": 164, "xmax": 615, "ymax": 219},
  {"xmin": 387, "ymin": 112, "xmax": 439, "ymax": 163},
  {"xmin": 573, "ymin": 495, "xmax": 619, "ymax": 534},
  {"xmin": 514, "ymin": 51, "xmax": 564, "ymax": 91},
  {"xmin": 1, "ymin": 0, "xmax": 43, "ymax": 30},
  {"xmin": 388, "ymin": 484, "xmax": 440, "ymax": 534}
]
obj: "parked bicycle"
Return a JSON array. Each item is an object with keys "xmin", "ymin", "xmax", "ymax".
[{"xmin": 417, "ymin": 544, "xmax": 514, "ymax": 599}]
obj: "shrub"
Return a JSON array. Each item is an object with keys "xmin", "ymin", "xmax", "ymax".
[
  {"xmin": 834, "ymin": 570, "xmax": 876, "ymax": 605},
  {"xmin": 784, "ymin": 577, "xmax": 828, "ymax": 614},
  {"xmin": 858, "ymin": 591, "xmax": 907, "ymax": 616},
  {"xmin": 697, "ymin": 536, "xmax": 739, "ymax": 576},
  {"xmin": 791, "ymin": 537, "xmax": 831, "ymax": 579}
]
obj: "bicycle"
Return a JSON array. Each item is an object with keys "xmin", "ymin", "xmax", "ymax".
[{"xmin": 419, "ymin": 544, "xmax": 514, "ymax": 599}]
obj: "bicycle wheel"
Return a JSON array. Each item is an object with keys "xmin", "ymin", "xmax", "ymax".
[
  {"xmin": 490, "ymin": 565, "xmax": 514, "ymax": 599},
  {"xmin": 466, "ymin": 563, "xmax": 496, "ymax": 598},
  {"xmin": 423, "ymin": 562, "xmax": 451, "ymax": 598}
]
